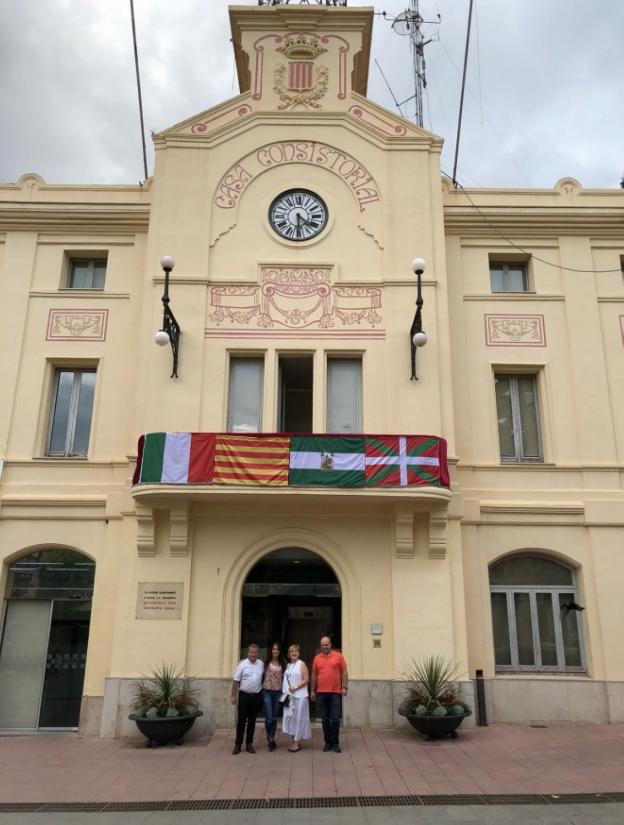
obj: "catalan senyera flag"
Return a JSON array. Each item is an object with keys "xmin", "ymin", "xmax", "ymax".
[
  {"xmin": 365, "ymin": 435, "xmax": 449, "ymax": 487},
  {"xmin": 288, "ymin": 61, "xmax": 313, "ymax": 91},
  {"xmin": 213, "ymin": 434, "xmax": 290, "ymax": 486},
  {"xmin": 138, "ymin": 432, "xmax": 215, "ymax": 484}
]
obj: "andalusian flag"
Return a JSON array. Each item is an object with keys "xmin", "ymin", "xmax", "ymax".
[
  {"xmin": 365, "ymin": 435, "xmax": 448, "ymax": 487},
  {"xmin": 138, "ymin": 432, "xmax": 215, "ymax": 483},
  {"xmin": 289, "ymin": 436, "xmax": 365, "ymax": 487},
  {"xmin": 213, "ymin": 435, "xmax": 290, "ymax": 486}
]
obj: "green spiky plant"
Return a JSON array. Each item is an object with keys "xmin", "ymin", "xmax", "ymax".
[
  {"xmin": 131, "ymin": 663, "xmax": 200, "ymax": 719},
  {"xmin": 402, "ymin": 656, "xmax": 468, "ymax": 716}
]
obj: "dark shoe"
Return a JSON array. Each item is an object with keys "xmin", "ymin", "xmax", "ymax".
[
  {"xmin": 268, "ymin": 740, "xmax": 276, "ymax": 751},
  {"xmin": 323, "ymin": 743, "xmax": 332, "ymax": 752},
  {"xmin": 246, "ymin": 743, "xmax": 256, "ymax": 753},
  {"xmin": 332, "ymin": 744, "xmax": 342, "ymax": 753},
  {"xmin": 232, "ymin": 745, "xmax": 241, "ymax": 755}
]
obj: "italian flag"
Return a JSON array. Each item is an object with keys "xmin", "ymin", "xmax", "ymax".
[
  {"xmin": 365, "ymin": 435, "xmax": 448, "ymax": 487},
  {"xmin": 289, "ymin": 436, "xmax": 365, "ymax": 487},
  {"xmin": 138, "ymin": 432, "xmax": 215, "ymax": 484}
]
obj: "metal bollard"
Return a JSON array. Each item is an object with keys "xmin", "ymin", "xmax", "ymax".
[{"xmin": 475, "ymin": 669, "xmax": 488, "ymax": 726}]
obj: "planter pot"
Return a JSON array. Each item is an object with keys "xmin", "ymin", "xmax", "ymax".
[
  {"xmin": 129, "ymin": 710, "xmax": 203, "ymax": 747},
  {"xmin": 399, "ymin": 708, "xmax": 471, "ymax": 740}
]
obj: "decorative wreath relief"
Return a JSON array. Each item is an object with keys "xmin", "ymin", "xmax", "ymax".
[{"xmin": 274, "ymin": 63, "xmax": 329, "ymax": 110}]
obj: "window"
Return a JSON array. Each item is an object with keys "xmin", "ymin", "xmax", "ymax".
[
  {"xmin": 67, "ymin": 258, "xmax": 107, "ymax": 289},
  {"xmin": 495, "ymin": 374, "xmax": 542, "ymax": 462},
  {"xmin": 327, "ymin": 358, "xmax": 362, "ymax": 433},
  {"xmin": 227, "ymin": 358, "xmax": 263, "ymax": 433},
  {"xmin": 490, "ymin": 262, "xmax": 528, "ymax": 293},
  {"xmin": 46, "ymin": 369, "xmax": 96, "ymax": 456},
  {"xmin": 278, "ymin": 356, "xmax": 313, "ymax": 432},
  {"xmin": 489, "ymin": 554, "xmax": 584, "ymax": 672}
]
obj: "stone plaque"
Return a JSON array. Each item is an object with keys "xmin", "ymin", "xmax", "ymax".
[{"xmin": 136, "ymin": 582, "xmax": 183, "ymax": 620}]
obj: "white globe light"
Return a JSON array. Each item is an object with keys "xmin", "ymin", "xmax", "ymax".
[
  {"xmin": 160, "ymin": 255, "xmax": 175, "ymax": 270},
  {"xmin": 411, "ymin": 257, "xmax": 426, "ymax": 274},
  {"xmin": 154, "ymin": 329, "xmax": 170, "ymax": 346},
  {"xmin": 412, "ymin": 330, "xmax": 428, "ymax": 348}
]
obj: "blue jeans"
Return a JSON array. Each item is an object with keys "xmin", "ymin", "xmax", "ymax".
[
  {"xmin": 316, "ymin": 692, "xmax": 342, "ymax": 747},
  {"xmin": 262, "ymin": 688, "xmax": 281, "ymax": 740}
]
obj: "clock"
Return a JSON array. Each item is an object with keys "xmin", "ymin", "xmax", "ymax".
[{"xmin": 269, "ymin": 189, "xmax": 328, "ymax": 241}]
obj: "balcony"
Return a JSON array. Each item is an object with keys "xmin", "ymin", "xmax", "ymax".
[{"xmin": 131, "ymin": 432, "xmax": 452, "ymax": 558}]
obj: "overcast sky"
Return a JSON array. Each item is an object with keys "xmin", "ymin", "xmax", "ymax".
[{"xmin": 1, "ymin": 0, "xmax": 622, "ymax": 189}]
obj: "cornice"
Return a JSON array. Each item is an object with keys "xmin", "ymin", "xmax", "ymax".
[
  {"xmin": 444, "ymin": 206, "xmax": 624, "ymax": 238},
  {"xmin": 0, "ymin": 204, "xmax": 150, "ymax": 233}
]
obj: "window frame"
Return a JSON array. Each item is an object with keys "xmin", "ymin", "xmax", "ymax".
[
  {"xmin": 490, "ymin": 575, "xmax": 586, "ymax": 674},
  {"xmin": 495, "ymin": 372, "xmax": 543, "ymax": 463},
  {"xmin": 226, "ymin": 355, "xmax": 265, "ymax": 434},
  {"xmin": 326, "ymin": 356, "xmax": 362, "ymax": 434},
  {"xmin": 489, "ymin": 261, "xmax": 529, "ymax": 293},
  {"xmin": 66, "ymin": 256, "xmax": 107, "ymax": 290},
  {"xmin": 45, "ymin": 368, "xmax": 97, "ymax": 457}
]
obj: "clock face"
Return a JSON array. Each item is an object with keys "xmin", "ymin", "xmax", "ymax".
[{"xmin": 269, "ymin": 189, "xmax": 328, "ymax": 241}]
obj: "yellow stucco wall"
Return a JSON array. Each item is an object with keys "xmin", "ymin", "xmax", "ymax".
[{"xmin": 0, "ymin": 5, "xmax": 623, "ymax": 732}]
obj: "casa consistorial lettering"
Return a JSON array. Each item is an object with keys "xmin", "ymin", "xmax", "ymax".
[{"xmin": 214, "ymin": 141, "xmax": 380, "ymax": 213}]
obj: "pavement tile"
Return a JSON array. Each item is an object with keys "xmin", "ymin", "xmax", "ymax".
[{"xmin": 1, "ymin": 724, "xmax": 624, "ymax": 807}]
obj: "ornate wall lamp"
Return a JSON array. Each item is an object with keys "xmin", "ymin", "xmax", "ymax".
[
  {"xmin": 410, "ymin": 257, "xmax": 428, "ymax": 380},
  {"xmin": 154, "ymin": 255, "xmax": 181, "ymax": 378}
]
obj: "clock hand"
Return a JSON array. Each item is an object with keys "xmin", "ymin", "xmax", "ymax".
[{"xmin": 295, "ymin": 211, "xmax": 304, "ymax": 239}]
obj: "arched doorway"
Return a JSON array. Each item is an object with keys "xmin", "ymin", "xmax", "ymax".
[
  {"xmin": 0, "ymin": 548, "xmax": 95, "ymax": 730},
  {"xmin": 240, "ymin": 548, "xmax": 341, "ymax": 670}
]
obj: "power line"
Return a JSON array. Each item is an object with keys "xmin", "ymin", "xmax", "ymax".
[
  {"xmin": 129, "ymin": 0, "xmax": 148, "ymax": 182},
  {"xmin": 451, "ymin": 0, "xmax": 474, "ymax": 186}
]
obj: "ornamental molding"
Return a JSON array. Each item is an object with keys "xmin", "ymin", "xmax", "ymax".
[
  {"xmin": 46, "ymin": 309, "xmax": 108, "ymax": 341},
  {"xmin": 188, "ymin": 104, "xmax": 252, "ymax": 136},
  {"xmin": 348, "ymin": 104, "xmax": 408, "ymax": 137},
  {"xmin": 277, "ymin": 32, "xmax": 327, "ymax": 59},
  {"xmin": 485, "ymin": 314, "xmax": 545, "ymax": 347},
  {"xmin": 274, "ymin": 62, "xmax": 329, "ymax": 110},
  {"xmin": 206, "ymin": 267, "xmax": 383, "ymax": 338}
]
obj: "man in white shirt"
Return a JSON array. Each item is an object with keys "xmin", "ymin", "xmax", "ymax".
[{"xmin": 230, "ymin": 643, "xmax": 264, "ymax": 754}]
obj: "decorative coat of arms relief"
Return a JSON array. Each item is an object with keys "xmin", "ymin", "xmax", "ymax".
[{"xmin": 274, "ymin": 33, "xmax": 329, "ymax": 110}]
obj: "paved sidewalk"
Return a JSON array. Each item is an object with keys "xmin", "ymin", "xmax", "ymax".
[
  {"xmin": 1, "ymin": 804, "xmax": 624, "ymax": 825},
  {"xmin": 1, "ymin": 724, "xmax": 624, "ymax": 804}
]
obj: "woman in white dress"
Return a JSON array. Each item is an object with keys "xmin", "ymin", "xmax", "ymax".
[{"xmin": 282, "ymin": 643, "xmax": 311, "ymax": 752}]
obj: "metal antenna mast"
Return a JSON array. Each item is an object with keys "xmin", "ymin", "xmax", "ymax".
[{"xmin": 381, "ymin": 1, "xmax": 440, "ymax": 128}]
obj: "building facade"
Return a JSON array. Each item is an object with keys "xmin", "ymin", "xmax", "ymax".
[{"xmin": 0, "ymin": 4, "xmax": 623, "ymax": 737}]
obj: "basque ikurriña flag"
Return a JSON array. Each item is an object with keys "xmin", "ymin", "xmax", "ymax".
[
  {"xmin": 213, "ymin": 434, "xmax": 290, "ymax": 486},
  {"xmin": 138, "ymin": 432, "xmax": 215, "ymax": 484},
  {"xmin": 365, "ymin": 435, "xmax": 449, "ymax": 487},
  {"xmin": 289, "ymin": 436, "xmax": 365, "ymax": 487}
]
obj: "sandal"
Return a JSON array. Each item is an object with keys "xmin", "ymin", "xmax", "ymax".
[{"xmin": 288, "ymin": 744, "xmax": 302, "ymax": 752}]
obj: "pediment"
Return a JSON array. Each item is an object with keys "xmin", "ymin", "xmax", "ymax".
[
  {"xmin": 156, "ymin": 92, "xmax": 255, "ymax": 140},
  {"xmin": 347, "ymin": 92, "xmax": 443, "ymax": 145}
]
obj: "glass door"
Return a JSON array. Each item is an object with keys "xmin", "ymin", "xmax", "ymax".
[
  {"xmin": 0, "ymin": 600, "xmax": 52, "ymax": 729},
  {"xmin": 38, "ymin": 600, "xmax": 92, "ymax": 728}
]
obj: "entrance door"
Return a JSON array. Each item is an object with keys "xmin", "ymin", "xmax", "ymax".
[
  {"xmin": 0, "ymin": 549, "xmax": 95, "ymax": 730},
  {"xmin": 240, "ymin": 547, "xmax": 342, "ymax": 719}
]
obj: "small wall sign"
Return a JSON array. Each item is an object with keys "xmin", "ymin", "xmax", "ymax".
[
  {"xmin": 136, "ymin": 582, "xmax": 183, "ymax": 620},
  {"xmin": 370, "ymin": 622, "xmax": 383, "ymax": 635}
]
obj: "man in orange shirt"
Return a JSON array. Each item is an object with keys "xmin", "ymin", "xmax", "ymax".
[{"xmin": 310, "ymin": 635, "xmax": 348, "ymax": 753}]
